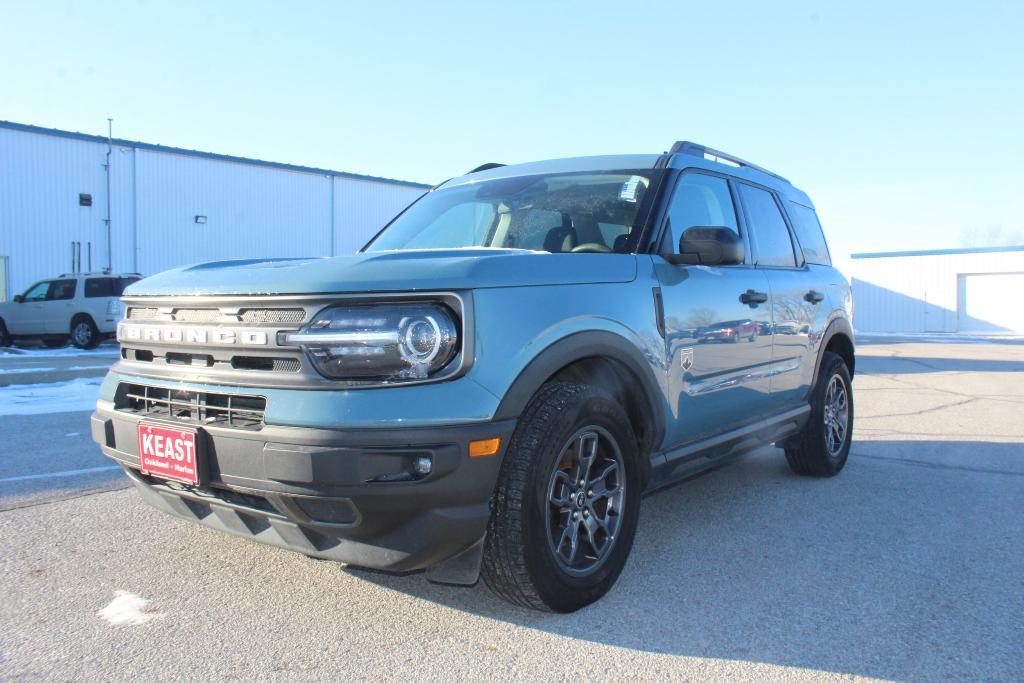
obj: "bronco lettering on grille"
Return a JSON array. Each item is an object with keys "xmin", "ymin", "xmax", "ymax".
[{"xmin": 118, "ymin": 323, "xmax": 270, "ymax": 346}]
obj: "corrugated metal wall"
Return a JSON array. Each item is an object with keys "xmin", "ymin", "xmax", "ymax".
[
  {"xmin": 850, "ymin": 250, "xmax": 1024, "ymax": 333},
  {"xmin": 333, "ymin": 178, "xmax": 421, "ymax": 255},
  {"xmin": 0, "ymin": 125, "xmax": 425, "ymax": 299},
  {"xmin": 134, "ymin": 149, "xmax": 333, "ymax": 273},
  {"xmin": 0, "ymin": 128, "xmax": 110, "ymax": 291}
]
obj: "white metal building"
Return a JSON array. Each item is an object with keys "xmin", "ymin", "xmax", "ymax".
[
  {"xmin": 850, "ymin": 246, "xmax": 1024, "ymax": 334},
  {"xmin": 0, "ymin": 121, "xmax": 429, "ymax": 300}
]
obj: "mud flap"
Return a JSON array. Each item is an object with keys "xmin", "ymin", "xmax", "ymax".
[{"xmin": 425, "ymin": 535, "xmax": 485, "ymax": 586}]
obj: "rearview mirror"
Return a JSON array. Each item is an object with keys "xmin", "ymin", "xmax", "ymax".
[
  {"xmin": 13, "ymin": 294, "xmax": 25, "ymax": 303},
  {"xmin": 664, "ymin": 226, "xmax": 744, "ymax": 266}
]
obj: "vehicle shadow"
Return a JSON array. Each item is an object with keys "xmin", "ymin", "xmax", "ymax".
[{"xmin": 348, "ymin": 441, "xmax": 1024, "ymax": 680}]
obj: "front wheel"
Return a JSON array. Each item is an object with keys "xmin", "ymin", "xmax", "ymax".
[
  {"xmin": 0, "ymin": 319, "xmax": 11, "ymax": 347},
  {"xmin": 785, "ymin": 351, "xmax": 853, "ymax": 476},
  {"xmin": 482, "ymin": 382, "xmax": 641, "ymax": 612}
]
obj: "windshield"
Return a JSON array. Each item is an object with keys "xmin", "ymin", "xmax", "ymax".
[{"xmin": 365, "ymin": 170, "xmax": 659, "ymax": 254}]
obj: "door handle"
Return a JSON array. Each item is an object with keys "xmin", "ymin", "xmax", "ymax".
[
  {"xmin": 740, "ymin": 289, "xmax": 768, "ymax": 305},
  {"xmin": 804, "ymin": 290, "xmax": 825, "ymax": 304}
]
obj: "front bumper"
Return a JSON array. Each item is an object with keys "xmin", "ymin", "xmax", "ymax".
[{"xmin": 91, "ymin": 401, "xmax": 515, "ymax": 573}]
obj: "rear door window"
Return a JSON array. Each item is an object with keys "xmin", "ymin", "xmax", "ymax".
[
  {"xmin": 787, "ymin": 202, "xmax": 831, "ymax": 265},
  {"xmin": 738, "ymin": 184, "xmax": 798, "ymax": 268},
  {"xmin": 47, "ymin": 279, "xmax": 77, "ymax": 301}
]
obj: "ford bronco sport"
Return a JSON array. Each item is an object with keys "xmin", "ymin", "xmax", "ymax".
[{"xmin": 91, "ymin": 141, "xmax": 854, "ymax": 612}]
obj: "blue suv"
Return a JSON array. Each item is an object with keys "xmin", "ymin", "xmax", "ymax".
[{"xmin": 91, "ymin": 141, "xmax": 854, "ymax": 612}]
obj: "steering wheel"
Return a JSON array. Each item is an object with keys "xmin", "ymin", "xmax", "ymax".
[{"xmin": 570, "ymin": 243, "xmax": 612, "ymax": 253}]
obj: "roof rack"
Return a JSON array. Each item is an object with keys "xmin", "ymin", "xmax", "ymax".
[
  {"xmin": 669, "ymin": 141, "xmax": 789, "ymax": 184},
  {"xmin": 468, "ymin": 162, "xmax": 506, "ymax": 174}
]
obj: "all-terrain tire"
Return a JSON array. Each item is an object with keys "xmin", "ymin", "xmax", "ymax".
[
  {"xmin": 481, "ymin": 382, "xmax": 641, "ymax": 612},
  {"xmin": 785, "ymin": 351, "xmax": 853, "ymax": 476}
]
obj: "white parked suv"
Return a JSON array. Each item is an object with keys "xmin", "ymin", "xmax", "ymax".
[{"xmin": 0, "ymin": 273, "xmax": 140, "ymax": 349}]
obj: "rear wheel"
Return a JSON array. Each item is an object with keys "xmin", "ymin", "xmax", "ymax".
[
  {"xmin": 0, "ymin": 319, "xmax": 11, "ymax": 347},
  {"xmin": 70, "ymin": 316, "xmax": 100, "ymax": 349},
  {"xmin": 482, "ymin": 382, "xmax": 641, "ymax": 612},
  {"xmin": 785, "ymin": 351, "xmax": 853, "ymax": 476}
]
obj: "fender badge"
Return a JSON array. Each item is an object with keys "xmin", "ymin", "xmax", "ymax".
[{"xmin": 680, "ymin": 347, "xmax": 694, "ymax": 371}]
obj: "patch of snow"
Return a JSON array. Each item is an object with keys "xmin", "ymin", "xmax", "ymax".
[
  {"xmin": 65, "ymin": 432, "xmax": 81, "ymax": 437},
  {"xmin": 0, "ymin": 345, "xmax": 119, "ymax": 358},
  {"xmin": 0, "ymin": 377, "xmax": 103, "ymax": 415},
  {"xmin": 97, "ymin": 591, "xmax": 161, "ymax": 626},
  {"xmin": 0, "ymin": 363, "xmax": 111, "ymax": 375}
]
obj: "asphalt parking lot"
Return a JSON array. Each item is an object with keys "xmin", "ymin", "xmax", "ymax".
[{"xmin": 1, "ymin": 337, "xmax": 1022, "ymax": 681}]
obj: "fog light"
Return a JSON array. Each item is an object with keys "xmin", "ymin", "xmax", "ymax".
[{"xmin": 413, "ymin": 456, "xmax": 432, "ymax": 476}]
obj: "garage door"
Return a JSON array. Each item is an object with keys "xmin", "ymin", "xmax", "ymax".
[{"xmin": 958, "ymin": 272, "xmax": 1024, "ymax": 333}]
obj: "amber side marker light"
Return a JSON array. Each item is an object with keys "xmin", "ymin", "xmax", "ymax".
[{"xmin": 468, "ymin": 437, "xmax": 501, "ymax": 458}]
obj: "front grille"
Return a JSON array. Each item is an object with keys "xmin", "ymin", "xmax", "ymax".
[
  {"xmin": 231, "ymin": 356, "xmax": 301, "ymax": 373},
  {"xmin": 116, "ymin": 383, "xmax": 266, "ymax": 430},
  {"xmin": 127, "ymin": 307, "xmax": 306, "ymax": 324},
  {"xmin": 127, "ymin": 307, "xmax": 159, "ymax": 321},
  {"xmin": 173, "ymin": 308, "xmax": 220, "ymax": 323},
  {"xmin": 240, "ymin": 308, "xmax": 305, "ymax": 324}
]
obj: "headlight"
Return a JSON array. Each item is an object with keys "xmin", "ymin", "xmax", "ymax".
[{"xmin": 284, "ymin": 303, "xmax": 459, "ymax": 381}]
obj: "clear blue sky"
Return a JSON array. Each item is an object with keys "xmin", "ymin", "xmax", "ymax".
[{"xmin": 2, "ymin": 0, "xmax": 1022, "ymax": 267}]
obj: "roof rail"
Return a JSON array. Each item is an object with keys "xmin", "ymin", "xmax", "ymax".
[
  {"xmin": 669, "ymin": 141, "xmax": 789, "ymax": 184},
  {"xmin": 468, "ymin": 162, "xmax": 506, "ymax": 174}
]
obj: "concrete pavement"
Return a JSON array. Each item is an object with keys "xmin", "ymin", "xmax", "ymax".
[{"xmin": 1, "ymin": 339, "xmax": 1021, "ymax": 680}]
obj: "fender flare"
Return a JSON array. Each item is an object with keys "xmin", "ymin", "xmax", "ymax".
[
  {"xmin": 492, "ymin": 330, "xmax": 666, "ymax": 451},
  {"xmin": 809, "ymin": 316, "xmax": 855, "ymax": 395}
]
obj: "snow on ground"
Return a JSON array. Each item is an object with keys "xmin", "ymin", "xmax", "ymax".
[
  {"xmin": 0, "ymin": 364, "xmax": 111, "ymax": 375},
  {"xmin": 0, "ymin": 345, "xmax": 119, "ymax": 358},
  {"xmin": 0, "ymin": 366, "xmax": 56, "ymax": 375},
  {"xmin": 97, "ymin": 591, "xmax": 162, "ymax": 626},
  {"xmin": 0, "ymin": 377, "xmax": 103, "ymax": 415}
]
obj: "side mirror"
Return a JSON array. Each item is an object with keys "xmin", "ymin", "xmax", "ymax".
[
  {"xmin": 13, "ymin": 294, "xmax": 25, "ymax": 303},
  {"xmin": 664, "ymin": 226, "xmax": 744, "ymax": 266}
]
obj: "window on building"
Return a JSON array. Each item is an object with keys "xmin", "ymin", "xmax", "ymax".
[
  {"xmin": 738, "ymin": 184, "xmax": 797, "ymax": 267},
  {"xmin": 664, "ymin": 173, "xmax": 740, "ymax": 252},
  {"xmin": 787, "ymin": 202, "xmax": 832, "ymax": 266}
]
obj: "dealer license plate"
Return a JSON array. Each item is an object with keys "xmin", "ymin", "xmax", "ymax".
[{"xmin": 137, "ymin": 423, "xmax": 199, "ymax": 485}]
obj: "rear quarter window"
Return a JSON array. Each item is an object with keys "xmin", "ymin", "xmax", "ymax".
[{"xmin": 787, "ymin": 203, "xmax": 832, "ymax": 266}]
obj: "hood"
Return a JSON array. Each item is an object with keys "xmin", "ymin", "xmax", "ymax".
[{"xmin": 124, "ymin": 249, "xmax": 638, "ymax": 297}]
